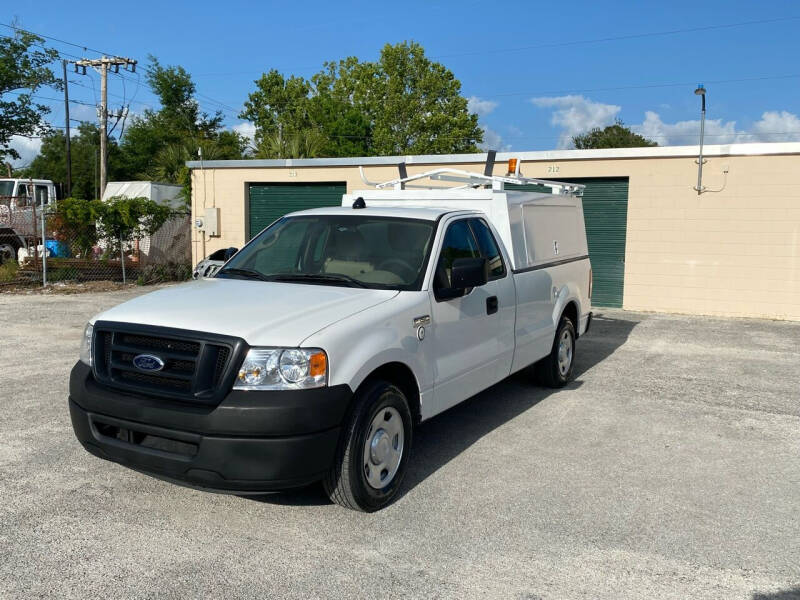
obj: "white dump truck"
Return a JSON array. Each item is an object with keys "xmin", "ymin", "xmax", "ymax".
[
  {"xmin": 69, "ymin": 162, "xmax": 593, "ymax": 512},
  {"xmin": 0, "ymin": 178, "xmax": 57, "ymax": 263}
]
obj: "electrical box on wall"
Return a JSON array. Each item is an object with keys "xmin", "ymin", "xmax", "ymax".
[{"xmin": 201, "ymin": 207, "xmax": 219, "ymax": 236}]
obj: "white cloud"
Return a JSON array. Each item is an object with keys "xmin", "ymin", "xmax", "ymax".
[
  {"xmin": 70, "ymin": 104, "xmax": 98, "ymax": 122},
  {"xmin": 531, "ymin": 94, "xmax": 800, "ymax": 147},
  {"xmin": 232, "ymin": 122, "xmax": 257, "ymax": 147},
  {"xmin": 467, "ymin": 96, "xmax": 498, "ymax": 117},
  {"xmin": 633, "ymin": 110, "xmax": 800, "ymax": 145},
  {"xmin": 479, "ymin": 126, "xmax": 509, "ymax": 152},
  {"xmin": 750, "ymin": 111, "xmax": 800, "ymax": 142},
  {"xmin": 634, "ymin": 111, "xmax": 741, "ymax": 145},
  {"xmin": 7, "ymin": 136, "xmax": 43, "ymax": 167},
  {"xmin": 531, "ymin": 95, "xmax": 621, "ymax": 148}
]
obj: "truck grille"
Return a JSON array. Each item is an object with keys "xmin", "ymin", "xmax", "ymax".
[{"xmin": 92, "ymin": 322, "xmax": 243, "ymax": 404}]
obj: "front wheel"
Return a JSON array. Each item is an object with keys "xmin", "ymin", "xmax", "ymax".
[
  {"xmin": 534, "ymin": 316, "xmax": 576, "ymax": 388},
  {"xmin": 0, "ymin": 243, "xmax": 17, "ymax": 265},
  {"xmin": 324, "ymin": 380, "xmax": 412, "ymax": 512}
]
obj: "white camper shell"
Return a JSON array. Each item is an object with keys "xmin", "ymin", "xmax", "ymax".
[{"xmin": 346, "ymin": 166, "xmax": 588, "ymax": 272}]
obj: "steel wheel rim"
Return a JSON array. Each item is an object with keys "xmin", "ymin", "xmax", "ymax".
[
  {"xmin": 363, "ymin": 406, "xmax": 404, "ymax": 490},
  {"xmin": 557, "ymin": 329, "xmax": 573, "ymax": 376}
]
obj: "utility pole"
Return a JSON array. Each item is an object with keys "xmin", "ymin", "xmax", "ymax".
[
  {"xmin": 72, "ymin": 56, "xmax": 137, "ymax": 198},
  {"xmin": 62, "ymin": 60, "xmax": 72, "ymax": 197}
]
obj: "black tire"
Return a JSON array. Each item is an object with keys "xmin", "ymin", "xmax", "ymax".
[
  {"xmin": 535, "ymin": 316, "xmax": 576, "ymax": 388},
  {"xmin": 323, "ymin": 379, "xmax": 413, "ymax": 512},
  {"xmin": 0, "ymin": 242, "xmax": 17, "ymax": 265}
]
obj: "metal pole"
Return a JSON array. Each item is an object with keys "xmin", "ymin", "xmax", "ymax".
[
  {"xmin": 99, "ymin": 59, "xmax": 108, "ymax": 199},
  {"xmin": 62, "ymin": 60, "xmax": 72, "ymax": 197},
  {"xmin": 696, "ymin": 94, "xmax": 706, "ymax": 195},
  {"xmin": 41, "ymin": 199, "xmax": 47, "ymax": 287},
  {"xmin": 119, "ymin": 233, "xmax": 126, "ymax": 284}
]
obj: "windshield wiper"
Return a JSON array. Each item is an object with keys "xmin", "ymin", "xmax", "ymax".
[
  {"xmin": 267, "ymin": 273, "xmax": 368, "ymax": 288},
  {"xmin": 216, "ymin": 267, "xmax": 270, "ymax": 281}
]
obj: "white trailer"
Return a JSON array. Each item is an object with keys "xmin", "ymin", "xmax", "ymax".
[{"xmin": 103, "ymin": 181, "xmax": 190, "ymax": 265}]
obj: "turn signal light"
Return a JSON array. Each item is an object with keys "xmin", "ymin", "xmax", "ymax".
[{"xmin": 309, "ymin": 351, "xmax": 327, "ymax": 378}]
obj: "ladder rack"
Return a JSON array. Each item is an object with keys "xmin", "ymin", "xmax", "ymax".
[{"xmin": 359, "ymin": 166, "xmax": 585, "ymax": 195}]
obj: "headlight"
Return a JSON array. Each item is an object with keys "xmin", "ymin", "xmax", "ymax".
[
  {"xmin": 79, "ymin": 323, "xmax": 93, "ymax": 366},
  {"xmin": 234, "ymin": 348, "xmax": 327, "ymax": 390}
]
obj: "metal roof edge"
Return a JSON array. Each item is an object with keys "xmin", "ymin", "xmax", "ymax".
[
  {"xmin": 186, "ymin": 142, "xmax": 800, "ymax": 169},
  {"xmin": 106, "ymin": 180, "xmax": 183, "ymax": 187}
]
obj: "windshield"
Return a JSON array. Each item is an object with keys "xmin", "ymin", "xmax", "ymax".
[
  {"xmin": 0, "ymin": 181, "xmax": 14, "ymax": 196},
  {"xmin": 218, "ymin": 215, "xmax": 436, "ymax": 290}
]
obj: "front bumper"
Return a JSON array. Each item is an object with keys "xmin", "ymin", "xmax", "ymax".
[{"xmin": 69, "ymin": 361, "xmax": 352, "ymax": 493}]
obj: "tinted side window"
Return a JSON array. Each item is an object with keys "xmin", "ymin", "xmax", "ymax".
[
  {"xmin": 435, "ymin": 220, "xmax": 480, "ymax": 289},
  {"xmin": 469, "ymin": 218, "xmax": 506, "ymax": 278},
  {"xmin": 250, "ymin": 218, "xmax": 312, "ymax": 273}
]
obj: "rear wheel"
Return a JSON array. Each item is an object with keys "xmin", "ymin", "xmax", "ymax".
[
  {"xmin": 323, "ymin": 379, "xmax": 412, "ymax": 512},
  {"xmin": 0, "ymin": 242, "xmax": 17, "ymax": 265},
  {"xmin": 535, "ymin": 316, "xmax": 576, "ymax": 388}
]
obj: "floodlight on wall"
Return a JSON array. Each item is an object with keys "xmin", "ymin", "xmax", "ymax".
[{"xmin": 694, "ymin": 84, "xmax": 707, "ymax": 194}]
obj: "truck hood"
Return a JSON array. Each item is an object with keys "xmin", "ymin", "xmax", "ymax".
[{"xmin": 92, "ymin": 278, "xmax": 399, "ymax": 346}]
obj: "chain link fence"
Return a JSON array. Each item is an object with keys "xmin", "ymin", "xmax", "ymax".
[{"xmin": 0, "ymin": 197, "xmax": 192, "ymax": 289}]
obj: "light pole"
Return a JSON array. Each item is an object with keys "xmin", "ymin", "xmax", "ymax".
[{"xmin": 694, "ymin": 84, "xmax": 707, "ymax": 194}]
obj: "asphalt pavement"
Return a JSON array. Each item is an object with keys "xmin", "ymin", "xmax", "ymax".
[{"xmin": 1, "ymin": 286, "xmax": 798, "ymax": 599}]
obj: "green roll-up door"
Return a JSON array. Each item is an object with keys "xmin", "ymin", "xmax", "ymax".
[
  {"xmin": 248, "ymin": 182, "xmax": 346, "ymax": 240},
  {"xmin": 507, "ymin": 177, "xmax": 629, "ymax": 307}
]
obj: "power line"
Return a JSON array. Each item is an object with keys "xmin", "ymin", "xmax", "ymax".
[
  {"xmin": 478, "ymin": 73, "xmax": 800, "ymax": 100},
  {"xmin": 432, "ymin": 15, "xmax": 800, "ymax": 60},
  {"xmin": 0, "ymin": 21, "xmax": 112, "ymax": 57},
  {"xmin": 5, "ymin": 89, "xmax": 96, "ymax": 107},
  {"xmin": 0, "ymin": 27, "xmax": 240, "ymax": 120},
  {"xmin": 190, "ymin": 15, "xmax": 800, "ymax": 78}
]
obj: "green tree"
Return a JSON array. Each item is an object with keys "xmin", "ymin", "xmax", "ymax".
[
  {"xmin": 572, "ymin": 119, "xmax": 657, "ymax": 149},
  {"xmin": 22, "ymin": 122, "xmax": 123, "ymax": 199},
  {"xmin": 240, "ymin": 41, "xmax": 482, "ymax": 158},
  {"xmin": 0, "ymin": 26, "xmax": 60, "ymax": 162},
  {"xmin": 119, "ymin": 57, "xmax": 246, "ymax": 196}
]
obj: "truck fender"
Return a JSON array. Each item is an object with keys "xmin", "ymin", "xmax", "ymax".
[
  {"xmin": 301, "ymin": 293, "xmax": 433, "ymax": 419},
  {"xmin": 550, "ymin": 282, "xmax": 584, "ymax": 333}
]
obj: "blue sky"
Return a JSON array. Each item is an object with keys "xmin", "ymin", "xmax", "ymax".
[{"xmin": 7, "ymin": 0, "xmax": 800, "ymax": 164}]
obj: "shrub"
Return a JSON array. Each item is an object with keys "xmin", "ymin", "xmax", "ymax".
[
  {"xmin": 50, "ymin": 197, "xmax": 103, "ymax": 257},
  {"xmin": 0, "ymin": 260, "xmax": 19, "ymax": 282},
  {"xmin": 48, "ymin": 267, "xmax": 80, "ymax": 282},
  {"xmin": 136, "ymin": 262, "xmax": 192, "ymax": 285},
  {"xmin": 97, "ymin": 196, "xmax": 172, "ymax": 254}
]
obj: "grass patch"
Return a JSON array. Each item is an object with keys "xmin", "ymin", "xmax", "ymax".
[{"xmin": 0, "ymin": 261, "xmax": 20, "ymax": 283}]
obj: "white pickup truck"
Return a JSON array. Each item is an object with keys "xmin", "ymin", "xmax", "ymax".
[{"xmin": 69, "ymin": 166, "xmax": 593, "ymax": 511}]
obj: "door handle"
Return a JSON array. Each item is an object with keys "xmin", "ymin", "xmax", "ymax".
[{"xmin": 486, "ymin": 296, "xmax": 498, "ymax": 315}]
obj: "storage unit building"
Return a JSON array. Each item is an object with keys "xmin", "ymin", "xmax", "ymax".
[{"xmin": 187, "ymin": 142, "xmax": 800, "ymax": 320}]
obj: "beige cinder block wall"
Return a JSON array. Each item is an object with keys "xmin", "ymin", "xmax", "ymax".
[
  {"xmin": 190, "ymin": 145, "xmax": 800, "ymax": 321},
  {"xmin": 624, "ymin": 154, "xmax": 798, "ymax": 320},
  {"xmin": 514, "ymin": 153, "xmax": 800, "ymax": 320}
]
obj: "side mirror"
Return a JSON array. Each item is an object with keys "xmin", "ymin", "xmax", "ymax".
[
  {"xmin": 451, "ymin": 257, "xmax": 488, "ymax": 289},
  {"xmin": 223, "ymin": 247, "xmax": 238, "ymax": 260}
]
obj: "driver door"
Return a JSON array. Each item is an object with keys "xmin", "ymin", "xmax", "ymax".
[{"xmin": 429, "ymin": 217, "xmax": 516, "ymax": 415}]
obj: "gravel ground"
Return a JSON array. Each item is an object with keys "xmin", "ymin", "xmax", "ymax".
[{"xmin": 1, "ymin": 286, "xmax": 799, "ymax": 599}]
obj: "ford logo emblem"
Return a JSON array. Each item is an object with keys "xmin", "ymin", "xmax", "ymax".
[{"xmin": 133, "ymin": 354, "xmax": 165, "ymax": 372}]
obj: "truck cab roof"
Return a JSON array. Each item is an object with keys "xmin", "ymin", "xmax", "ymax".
[{"xmin": 289, "ymin": 205, "xmax": 470, "ymax": 221}]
